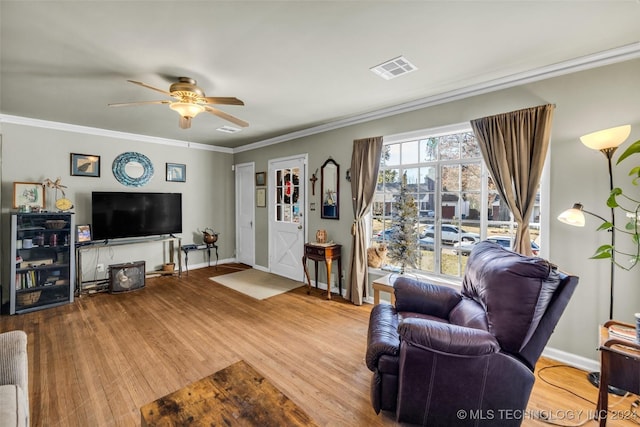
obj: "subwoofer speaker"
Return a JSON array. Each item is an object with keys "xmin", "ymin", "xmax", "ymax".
[{"xmin": 108, "ymin": 261, "xmax": 145, "ymax": 293}]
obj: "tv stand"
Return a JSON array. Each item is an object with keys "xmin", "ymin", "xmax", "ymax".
[{"xmin": 75, "ymin": 235, "xmax": 182, "ymax": 295}]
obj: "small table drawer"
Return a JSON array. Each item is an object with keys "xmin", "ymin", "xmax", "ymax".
[{"xmin": 306, "ymin": 246, "xmax": 326, "ymax": 256}]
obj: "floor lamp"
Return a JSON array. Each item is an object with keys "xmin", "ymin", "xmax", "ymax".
[{"xmin": 557, "ymin": 124, "xmax": 631, "ymax": 394}]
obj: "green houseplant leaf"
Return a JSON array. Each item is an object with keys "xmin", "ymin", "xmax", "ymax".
[
  {"xmin": 628, "ymin": 166, "xmax": 640, "ymax": 185},
  {"xmin": 616, "ymin": 139, "xmax": 640, "ymax": 165},
  {"xmin": 596, "ymin": 221, "xmax": 614, "ymax": 231},
  {"xmin": 591, "ymin": 244, "xmax": 613, "ymax": 259},
  {"xmin": 606, "ymin": 188, "xmax": 622, "ymax": 208}
]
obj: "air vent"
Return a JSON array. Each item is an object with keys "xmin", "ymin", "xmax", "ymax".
[
  {"xmin": 216, "ymin": 125, "xmax": 242, "ymax": 134},
  {"xmin": 370, "ymin": 56, "xmax": 418, "ymax": 80}
]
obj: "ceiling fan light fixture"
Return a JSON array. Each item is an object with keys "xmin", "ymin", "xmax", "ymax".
[
  {"xmin": 170, "ymin": 102, "xmax": 205, "ymax": 118},
  {"xmin": 110, "ymin": 77, "xmax": 248, "ymax": 129}
]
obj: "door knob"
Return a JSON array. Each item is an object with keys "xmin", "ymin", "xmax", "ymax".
[{"xmin": 298, "ymin": 225, "xmax": 303, "ymax": 230}]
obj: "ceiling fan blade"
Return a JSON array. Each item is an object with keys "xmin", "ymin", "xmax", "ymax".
[
  {"xmin": 108, "ymin": 100, "xmax": 171, "ymax": 107},
  {"xmin": 127, "ymin": 80, "xmax": 173, "ymax": 97},
  {"xmin": 202, "ymin": 97, "xmax": 245, "ymax": 106},
  {"xmin": 179, "ymin": 116, "xmax": 192, "ymax": 129},
  {"xmin": 204, "ymin": 106, "xmax": 249, "ymax": 128}
]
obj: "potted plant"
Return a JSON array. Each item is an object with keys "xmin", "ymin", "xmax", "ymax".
[{"xmin": 592, "ymin": 138, "xmax": 640, "ymax": 270}]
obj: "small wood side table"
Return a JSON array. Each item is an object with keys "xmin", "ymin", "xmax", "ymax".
[
  {"xmin": 302, "ymin": 243, "xmax": 342, "ymax": 300},
  {"xmin": 372, "ymin": 274, "xmax": 396, "ymax": 306},
  {"xmin": 596, "ymin": 320, "xmax": 640, "ymax": 426}
]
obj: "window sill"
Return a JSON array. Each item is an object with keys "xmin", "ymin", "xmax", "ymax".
[{"xmin": 368, "ymin": 267, "xmax": 462, "ymax": 290}]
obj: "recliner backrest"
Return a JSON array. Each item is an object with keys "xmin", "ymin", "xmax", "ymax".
[
  {"xmin": 461, "ymin": 241, "xmax": 563, "ymax": 355},
  {"xmin": 448, "ymin": 298, "xmax": 489, "ymax": 331},
  {"xmin": 517, "ymin": 272, "xmax": 578, "ymax": 370}
]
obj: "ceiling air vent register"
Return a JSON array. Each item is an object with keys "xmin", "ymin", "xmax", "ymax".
[{"xmin": 370, "ymin": 56, "xmax": 418, "ymax": 80}]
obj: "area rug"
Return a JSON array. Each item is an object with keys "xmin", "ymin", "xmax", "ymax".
[
  {"xmin": 140, "ymin": 360, "xmax": 318, "ymax": 426},
  {"xmin": 209, "ymin": 269, "xmax": 304, "ymax": 300}
]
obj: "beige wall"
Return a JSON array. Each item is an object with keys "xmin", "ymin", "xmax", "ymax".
[
  {"xmin": 1, "ymin": 59, "xmax": 639, "ymax": 363},
  {"xmin": 235, "ymin": 58, "xmax": 640, "ymax": 362},
  {"xmin": 1, "ymin": 124, "xmax": 236, "ymax": 294}
]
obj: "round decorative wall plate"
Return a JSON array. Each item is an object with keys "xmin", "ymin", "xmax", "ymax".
[{"xmin": 112, "ymin": 152, "xmax": 154, "ymax": 187}]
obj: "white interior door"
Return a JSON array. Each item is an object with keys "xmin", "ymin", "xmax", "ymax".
[
  {"xmin": 269, "ymin": 155, "xmax": 306, "ymax": 280},
  {"xmin": 235, "ymin": 162, "xmax": 255, "ymax": 266}
]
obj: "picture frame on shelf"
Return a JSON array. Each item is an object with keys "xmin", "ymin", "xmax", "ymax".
[
  {"xmin": 255, "ymin": 172, "xmax": 266, "ymax": 186},
  {"xmin": 70, "ymin": 153, "xmax": 100, "ymax": 177},
  {"xmin": 76, "ymin": 224, "xmax": 92, "ymax": 243},
  {"xmin": 166, "ymin": 163, "xmax": 186, "ymax": 182},
  {"xmin": 13, "ymin": 182, "xmax": 45, "ymax": 209},
  {"xmin": 256, "ymin": 188, "xmax": 266, "ymax": 207}
]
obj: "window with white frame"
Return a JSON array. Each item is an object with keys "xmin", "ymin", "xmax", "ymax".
[{"xmin": 371, "ymin": 124, "xmax": 542, "ymax": 279}]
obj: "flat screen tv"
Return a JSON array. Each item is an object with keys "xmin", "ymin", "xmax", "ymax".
[{"xmin": 92, "ymin": 192, "xmax": 182, "ymax": 240}]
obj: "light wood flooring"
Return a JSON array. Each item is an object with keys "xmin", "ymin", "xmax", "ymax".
[{"xmin": 1, "ymin": 264, "xmax": 638, "ymax": 426}]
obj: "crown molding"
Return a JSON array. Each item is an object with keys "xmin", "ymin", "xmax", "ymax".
[
  {"xmin": 2, "ymin": 42, "xmax": 639, "ymax": 155},
  {"xmin": 0, "ymin": 114, "xmax": 234, "ymax": 154},
  {"xmin": 235, "ymin": 42, "xmax": 640, "ymax": 154}
]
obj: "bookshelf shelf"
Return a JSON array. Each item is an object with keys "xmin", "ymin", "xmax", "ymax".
[{"xmin": 9, "ymin": 212, "xmax": 75, "ymax": 314}]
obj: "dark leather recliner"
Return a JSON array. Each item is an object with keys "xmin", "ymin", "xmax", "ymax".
[{"xmin": 365, "ymin": 241, "xmax": 579, "ymax": 426}]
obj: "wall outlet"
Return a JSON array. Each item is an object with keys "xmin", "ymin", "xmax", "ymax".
[{"xmin": 96, "ymin": 263, "xmax": 105, "ymax": 272}]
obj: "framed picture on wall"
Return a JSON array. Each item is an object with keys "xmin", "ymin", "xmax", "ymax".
[
  {"xmin": 71, "ymin": 153, "xmax": 100, "ymax": 177},
  {"xmin": 255, "ymin": 172, "xmax": 266, "ymax": 186},
  {"xmin": 256, "ymin": 187, "xmax": 266, "ymax": 207},
  {"xmin": 166, "ymin": 163, "xmax": 186, "ymax": 182},
  {"xmin": 76, "ymin": 224, "xmax": 92, "ymax": 243},
  {"xmin": 13, "ymin": 182, "xmax": 45, "ymax": 209}
]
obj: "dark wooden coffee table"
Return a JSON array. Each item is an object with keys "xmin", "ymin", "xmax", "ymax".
[{"xmin": 140, "ymin": 360, "xmax": 317, "ymax": 426}]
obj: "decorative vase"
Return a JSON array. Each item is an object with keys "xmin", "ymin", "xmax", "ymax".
[
  {"xmin": 203, "ymin": 232, "xmax": 218, "ymax": 244},
  {"xmin": 316, "ymin": 229, "xmax": 327, "ymax": 243}
]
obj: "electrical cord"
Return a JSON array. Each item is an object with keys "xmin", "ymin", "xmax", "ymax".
[
  {"xmin": 530, "ymin": 410, "xmax": 592, "ymax": 427},
  {"xmin": 533, "ymin": 364, "xmax": 640, "ymax": 426}
]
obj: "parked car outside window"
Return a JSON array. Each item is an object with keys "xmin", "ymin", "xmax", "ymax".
[
  {"xmin": 372, "ymin": 230, "xmax": 434, "ymax": 251},
  {"xmin": 452, "ymin": 236, "xmax": 540, "ymax": 256},
  {"xmin": 420, "ymin": 224, "xmax": 480, "ymax": 244}
]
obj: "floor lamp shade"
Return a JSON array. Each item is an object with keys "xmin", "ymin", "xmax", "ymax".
[
  {"xmin": 557, "ymin": 203, "xmax": 586, "ymax": 227},
  {"xmin": 580, "ymin": 125, "xmax": 631, "ymax": 151}
]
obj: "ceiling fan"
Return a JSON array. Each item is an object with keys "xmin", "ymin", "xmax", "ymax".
[{"xmin": 109, "ymin": 77, "xmax": 248, "ymax": 129}]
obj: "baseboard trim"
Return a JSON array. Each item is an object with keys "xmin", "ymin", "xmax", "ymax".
[
  {"xmin": 184, "ymin": 257, "xmax": 236, "ymax": 272},
  {"xmin": 541, "ymin": 347, "xmax": 599, "ymax": 372}
]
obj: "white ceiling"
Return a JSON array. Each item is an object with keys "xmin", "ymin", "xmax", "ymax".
[{"xmin": 1, "ymin": 1, "xmax": 640, "ymax": 150}]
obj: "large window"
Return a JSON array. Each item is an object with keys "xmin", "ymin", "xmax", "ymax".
[{"xmin": 371, "ymin": 124, "xmax": 541, "ymax": 279}]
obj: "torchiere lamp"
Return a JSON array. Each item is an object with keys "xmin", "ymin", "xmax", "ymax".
[
  {"xmin": 557, "ymin": 124, "xmax": 631, "ymax": 393},
  {"xmin": 557, "ymin": 203, "xmax": 613, "ymax": 317}
]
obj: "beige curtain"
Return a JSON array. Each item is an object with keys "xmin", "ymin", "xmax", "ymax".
[
  {"xmin": 470, "ymin": 104, "xmax": 555, "ymax": 255},
  {"xmin": 347, "ymin": 136, "xmax": 383, "ymax": 305}
]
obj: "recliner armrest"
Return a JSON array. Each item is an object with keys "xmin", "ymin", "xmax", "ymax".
[
  {"xmin": 394, "ymin": 276, "xmax": 462, "ymax": 317},
  {"xmin": 0, "ymin": 331, "xmax": 28, "ymax": 391},
  {"xmin": 366, "ymin": 304, "xmax": 400, "ymax": 371},
  {"xmin": 398, "ymin": 318, "xmax": 500, "ymax": 356}
]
